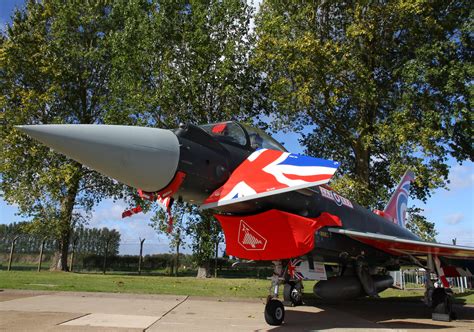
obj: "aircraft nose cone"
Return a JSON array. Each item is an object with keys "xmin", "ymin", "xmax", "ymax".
[{"xmin": 17, "ymin": 124, "xmax": 180, "ymax": 192}]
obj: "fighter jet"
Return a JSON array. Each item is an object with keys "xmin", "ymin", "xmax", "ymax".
[{"xmin": 18, "ymin": 121, "xmax": 474, "ymax": 325}]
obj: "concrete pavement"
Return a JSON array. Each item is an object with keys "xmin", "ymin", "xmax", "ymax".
[{"xmin": 0, "ymin": 289, "xmax": 472, "ymax": 331}]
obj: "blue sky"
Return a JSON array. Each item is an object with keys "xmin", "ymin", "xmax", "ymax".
[
  {"xmin": 0, "ymin": 0, "xmax": 23, "ymax": 31},
  {"xmin": 1, "ymin": 1, "xmax": 473, "ymax": 254}
]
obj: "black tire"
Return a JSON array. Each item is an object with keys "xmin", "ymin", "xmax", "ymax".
[
  {"xmin": 432, "ymin": 288, "xmax": 455, "ymax": 319},
  {"xmin": 283, "ymin": 282, "xmax": 303, "ymax": 306},
  {"xmin": 431, "ymin": 288, "xmax": 447, "ymax": 309},
  {"xmin": 264, "ymin": 299, "xmax": 285, "ymax": 326}
]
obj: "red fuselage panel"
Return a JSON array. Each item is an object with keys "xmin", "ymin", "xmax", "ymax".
[{"xmin": 214, "ymin": 210, "xmax": 342, "ymax": 260}]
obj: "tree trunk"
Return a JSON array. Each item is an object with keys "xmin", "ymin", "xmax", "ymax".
[
  {"xmin": 196, "ymin": 262, "xmax": 210, "ymax": 278},
  {"xmin": 50, "ymin": 163, "xmax": 82, "ymax": 271},
  {"xmin": 354, "ymin": 139, "xmax": 370, "ymax": 184},
  {"xmin": 7, "ymin": 236, "xmax": 19, "ymax": 271},
  {"xmin": 38, "ymin": 239, "xmax": 45, "ymax": 272}
]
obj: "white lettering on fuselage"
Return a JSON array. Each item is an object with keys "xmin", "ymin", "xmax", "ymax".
[{"xmin": 320, "ymin": 187, "xmax": 353, "ymax": 208}]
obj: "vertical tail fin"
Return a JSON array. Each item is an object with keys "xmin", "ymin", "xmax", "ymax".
[{"xmin": 384, "ymin": 170, "xmax": 415, "ymax": 228}]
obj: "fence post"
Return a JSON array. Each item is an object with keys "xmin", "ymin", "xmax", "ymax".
[
  {"xmin": 70, "ymin": 237, "xmax": 78, "ymax": 272},
  {"xmin": 401, "ymin": 269, "xmax": 405, "ymax": 290},
  {"xmin": 214, "ymin": 238, "xmax": 219, "ymax": 278},
  {"xmin": 138, "ymin": 238, "xmax": 145, "ymax": 275},
  {"xmin": 7, "ymin": 236, "xmax": 19, "ymax": 271},
  {"xmin": 103, "ymin": 237, "xmax": 110, "ymax": 274},
  {"xmin": 175, "ymin": 230, "xmax": 180, "ymax": 277},
  {"xmin": 37, "ymin": 238, "xmax": 46, "ymax": 272}
]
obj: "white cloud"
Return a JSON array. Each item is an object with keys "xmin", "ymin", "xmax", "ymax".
[
  {"xmin": 447, "ymin": 163, "xmax": 474, "ymax": 191},
  {"xmin": 444, "ymin": 213, "xmax": 464, "ymax": 225}
]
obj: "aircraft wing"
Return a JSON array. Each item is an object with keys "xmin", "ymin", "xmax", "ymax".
[
  {"xmin": 328, "ymin": 228, "xmax": 474, "ymax": 260},
  {"xmin": 200, "ymin": 149, "xmax": 339, "ymax": 210}
]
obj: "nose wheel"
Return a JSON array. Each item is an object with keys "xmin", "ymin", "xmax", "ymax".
[{"xmin": 265, "ymin": 299, "xmax": 285, "ymax": 325}]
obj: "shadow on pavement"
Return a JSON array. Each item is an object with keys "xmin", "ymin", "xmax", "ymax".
[{"xmin": 271, "ymin": 297, "xmax": 474, "ymax": 330}]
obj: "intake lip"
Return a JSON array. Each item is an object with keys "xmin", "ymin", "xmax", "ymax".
[{"xmin": 17, "ymin": 124, "xmax": 180, "ymax": 192}]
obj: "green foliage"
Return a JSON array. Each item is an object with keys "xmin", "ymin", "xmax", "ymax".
[
  {"xmin": 81, "ymin": 253, "xmax": 193, "ymax": 272},
  {"xmin": 405, "ymin": 207, "xmax": 438, "ymax": 242},
  {"xmin": 0, "ymin": 223, "xmax": 120, "ymax": 255},
  {"xmin": 73, "ymin": 226, "xmax": 120, "ymax": 256},
  {"xmin": 1, "ymin": 0, "xmax": 255, "ymax": 270},
  {"xmin": 129, "ymin": 0, "xmax": 254, "ymax": 272},
  {"xmin": 0, "ymin": 222, "xmax": 55, "ymax": 254},
  {"xmin": 150, "ymin": 203, "xmax": 223, "ymax": 271},
  {"xmin": 0, "ymin": 1, "xmax": 136, "ymax": 269},
  {"xmin": 110, "ymin": 0, "xmax": 257, "ymax": 127},
  {"xmin": 253, "ymin": 0, "xmax": 473, "ymax": 208},
  {"xmin": 185, "ymin": 209, "xmax": 223, "ymax": 268},
  {"xmin": 150, "ymin": 202, "xmax": 191, "ymax": 251}
]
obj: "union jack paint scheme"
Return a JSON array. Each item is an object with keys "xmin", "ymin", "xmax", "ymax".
[
  {"xmin": 20, "ymin": 120, "xmax": 474, "ymax": 326},
  {"xmin": 287, "ymin": 258, "xmax": 304, "ymax": 280},
  {"xmin": 202, "ymin": 149, "xmax": 339, "ymax": 209}
]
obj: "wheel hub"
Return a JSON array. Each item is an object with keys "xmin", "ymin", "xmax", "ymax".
[{"xmin": 275, "ymin": 307, "xmax": 283, "ymax": 320}]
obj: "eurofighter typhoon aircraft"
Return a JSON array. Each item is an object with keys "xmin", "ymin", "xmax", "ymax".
[{"xmin": 18, "ymin": 121, "xmax": 474, "ymax": 325}]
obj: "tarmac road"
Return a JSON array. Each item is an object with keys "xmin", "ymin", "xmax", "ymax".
[{"xmin": 0, "ymin": 289, "xmax": 472, "ymax": 331}]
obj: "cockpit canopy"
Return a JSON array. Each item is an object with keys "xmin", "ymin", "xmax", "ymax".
[{"xmin": 199, "ymin": 121, "xmax": 286, "ymax": 152}]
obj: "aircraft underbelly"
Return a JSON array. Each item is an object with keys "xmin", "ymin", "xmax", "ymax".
[{"xmin": 214, "ymin": 210, "xmax": 342, "ymax": 260}]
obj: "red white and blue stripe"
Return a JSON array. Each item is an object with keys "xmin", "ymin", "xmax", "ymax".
[{"xmin": 202, "ymin": 149, "xmax": 339, "ymax": 209}]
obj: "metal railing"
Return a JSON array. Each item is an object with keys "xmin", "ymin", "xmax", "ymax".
[{"xmin": 389, "ymin": 269, "xmax": 473, "ymax": 293}]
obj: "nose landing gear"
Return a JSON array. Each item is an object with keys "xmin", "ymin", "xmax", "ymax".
[
  {"xmin": 264, "ymin": 260, "xmax": 285, "ymax": 326},
  {"xmin": 265, "ymin": 299, "xmax": 285, "ymax": 325},
  {"xmin": 264, "ymin": 259, "xmax": 305, "ymax": 325}
]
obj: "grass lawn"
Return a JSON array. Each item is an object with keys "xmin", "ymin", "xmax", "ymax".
[
  {"xmin": 0, "ymin": 271, "xmax": 473, "ymax": 304},
  {"xmin": 0, "ymin": 271, "xmax": 271, "ymax": 298}
]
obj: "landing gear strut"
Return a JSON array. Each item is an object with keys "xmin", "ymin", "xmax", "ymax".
[{"xmin": 264, "ymin": 260, "xmax": 285, "ymax": 326}]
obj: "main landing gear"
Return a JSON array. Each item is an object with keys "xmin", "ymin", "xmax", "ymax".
[
  {"xmin": 264, "ymin": 260, "xmax": 305, "ymax": 325},
  {"xmin": 423, "ymin": 254, "xmax": 457, "ymax": 322},
  {"xmin": 283, "ymin": 281, "xmax": 303, "ymax": 306}
]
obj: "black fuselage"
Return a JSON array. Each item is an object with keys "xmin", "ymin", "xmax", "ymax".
[{"xmin": 174, "ymin": 123, "xmax": 418, "ymax": 266}]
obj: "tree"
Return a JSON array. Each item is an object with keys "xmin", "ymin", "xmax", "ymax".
[
  {"xmin": 150, "ymin": 202, "xmax": 189, "ymax": 276},
  {"xmin": 186, "ymin": 209, "xmax": 223, "ymax": 278},
  {"xmin": 1, "ymin": 1, "xmax": 256, "ymax": 272},
  {"xmin": 110, "ymin": 0, "xmax": 257, "ymax": 127},
  {"xmin": 253, "ymin": 1, "xmax": 473, "ymax": 208},
  {"xmin": 0, "ymin": 1, "xmax": 133, "ymax": 270},
  {"xmin": 116, "ymin": 0, "xmax": 255, "ymax": 277},
  {"xmin": 406, "ymin": 207, "xmax": 438, "ymax": 242},
  {"xmin": 150, "ymin": 203, "xmax": 223, "ymax": 278},
  {"xmin": 73, "ymin": 226, "xmax": 121, "ymax": 256}
]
